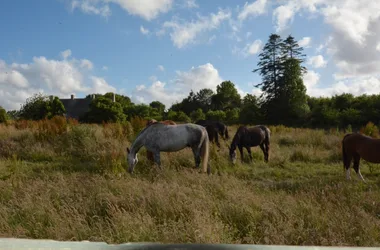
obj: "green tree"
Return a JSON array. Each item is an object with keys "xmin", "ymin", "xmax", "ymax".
[
  {"xmin": 206, "ymin": 110, "xmax": 226, "ymax": 121},
  {"xmin": 253, "ymin": 34, "xmax": 309, "ymax": 125},
  {"xmin": 19, "ymin": 93, "xmax": 66, "ymax": 120},
  {"xmin": 170, "ymin": 90, "xmax": 199, "ymax": 115},
  {"xmin": 225, "ymin": 108, "xmax": 240, "ymax": 125},
  {"xmin": 281, "ymin": 35, "xmax": 307, "ymax": 73},
  {"xmin": 190, "ymin": 108, "xmax": 206, "ymax": 122},
  {"xmin": 86, "ymin": 92, "xmax": 132, "ymax": 107},
  {"xmin": 6, "ymin": 110, "xmax": 20, "ymax": 120},
  {"xmin": 279, "ymin": 57, "xmax": 310, "ymax": 125},
  {"xmin": 211, "ymin": 81, "xmax": 241, "ymax": 110},
  {"xmin": 239, "ymin": 94, "xmax": 262, "ymax": 124},
  {"xmin": 0, "ymin": 106, "xmax": 8, "ymax": 123},
  {"xmin": 176, "ymin": 111, "xmax": 191, "ymax": 122},
  {"xmin": 166, "ymin": 110, "xmax": 178, "ymax": 121},
  {"xmin": 195, "ymin": 88, "xmax": 214, "ymax": 112},
  {"xmin": 150, "ymin": 101, "xmax": 165, "ymax": 114},
  {"xmin": 125, "ymin": 104, "xmax": 151, "ymax": 120},
  {"xmin": 48, "ymin": 96, "xmax": 66, "ymax": 119},
  {"xmin": 81, "ymin": 96, "xmax": 126, "ymax": 123},
  {"xmin": 253, "ymin": 33, "xmax": 284, "ymax": 101}
]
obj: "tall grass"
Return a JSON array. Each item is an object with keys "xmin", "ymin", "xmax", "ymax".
[{"xmin": 0, "ymin": 119, "xmax": 379, "ymax": 246}]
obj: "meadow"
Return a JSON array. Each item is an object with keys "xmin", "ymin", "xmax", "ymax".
[{"xmin": 0, "ymin": 117, "xmax": 379, "ymax": 246}]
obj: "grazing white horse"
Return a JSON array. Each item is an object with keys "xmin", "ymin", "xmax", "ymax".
[{"xmin": 127, "ymin": 123, "xmax": 210, "ymax": 175}]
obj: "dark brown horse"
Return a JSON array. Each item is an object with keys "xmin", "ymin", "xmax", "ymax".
[
  {"xmin": 145, "ymin": 119, "xmax": 176, "ymax": 162},
  {"xmin": 195, "ymin": 120, "xmax": 229, "ymax": 140},
  {"xmin": 342, "ymin": 132, "xmax": 380, "ymax": 182},
  {"xmin": 228, "ymin": 125, "xmax": 270, "ymax": 164},
  {"xmin": 205, "ymin": 124, "xmax": 221, "ymax": 148}
]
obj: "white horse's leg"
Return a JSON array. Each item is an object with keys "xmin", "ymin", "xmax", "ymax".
[
  {"xmin": 153, "ymin": 151, "xmax": 162, "ymax": 170},
  {"xmin": 346, "ymin": 169, "xmax": 351, "ymax": 180},
  {"xmin": 191, "ymin": 146, "xmax": 201, "ymax": 168},
  {"xmin": 353, "ymin": 156, "xmax": 365, "ymax": 182},
  {"xmin": 357, "ymin": 170, "xmax": 366, "ymax": 182}
]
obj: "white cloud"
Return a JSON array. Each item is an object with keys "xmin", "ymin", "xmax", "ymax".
[
  {"xmin": 273, "ymin": 4, "xmax": 295, "ymax": 32},
  {"xmin": 71, "ymin": 0, "xmax": 173, "ymax": 21},
  {"xmin": 60, "ymin": 49, "xmax": 72, "ymax": 60},
  {"xmin": 90, "ymin": 76, "xmax": 116, "ymax": 94},
  {"xmin": 238, "ymin": 0, "xmax": 267, "ymax": 21},
  {"xmin": 233, "ymin": 39, "xmax": 263, "ymax": 57},
  {"xmin": 303, "ymin": 70, "xmax": 320, "ymax": 91},
  {"xmin": 0, "ymin": 50, "xmax": 116, "ymax": 111},
  {"xmin": 174, "ymin": 63, "xmax": 223, "ymax": 93},
  {"xmin": 140, "ymin": 25, "xmax": 150, "ymax": 35},
  {"xmin": 307, "ymin": 55, "xmax": 327, "ymax": 68},
  {"xmin": 71, "ymin": 0, "xmax": 111, "ymax": 17},
  {"xmin": 157, "ymin": 65, "xmax": 165, "ymax": 71},
  {"xmin": 299, "ymin": 37, "xmax": 311, "ymax": 48},
  {"xmin": 80, "ymin": 59, "xmax": 94, "ymax": 70},
  {"xmin": 268, "ymin": 0, "xmax": 380, "ymax": 97},
  {"xmin": 247, "ymin": 40, "xmax": 262, "ymax": 55},
  {"xmin": 183, "ymin": 0, "xmax": 198, "ymax": 9},
  {"xmin": 162, "ymin": 9, "xmax": 231, "ymax": 48},
  {"xmin": 132, "ymin": 63, "xmax": 223, "ymax": 107}
]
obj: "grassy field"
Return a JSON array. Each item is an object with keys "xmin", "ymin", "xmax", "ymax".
[{"xmin": 0, "ymin": 117, "xmax": 379, "ymax": 246}]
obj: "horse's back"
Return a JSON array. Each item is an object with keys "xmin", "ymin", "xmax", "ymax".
[{"xmin": 343, "ymin": 132, "xmax": 380, "ymax": 163}]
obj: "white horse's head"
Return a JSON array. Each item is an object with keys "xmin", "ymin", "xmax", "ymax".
[{"xmin": 127, "ymin": 147, "xmax": 138, "ymax": 173}]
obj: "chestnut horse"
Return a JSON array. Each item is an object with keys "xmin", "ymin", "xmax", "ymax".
[
  {"xmin": 145, "ymin": 119, "xmax": 176, "ymax": 162},
  {"xmin": 342, "ymin": 132, "xmax": 380, "ymax": 182}
]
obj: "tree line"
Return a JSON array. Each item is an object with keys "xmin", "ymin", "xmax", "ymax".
[{"xmin": 0, "ymin": 33, "xmax": 378, "ymax": 130}]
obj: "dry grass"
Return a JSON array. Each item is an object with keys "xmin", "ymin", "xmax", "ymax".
[{"xmin": 0, "ymin": 118, "xmax": 379, "ymax": 246}]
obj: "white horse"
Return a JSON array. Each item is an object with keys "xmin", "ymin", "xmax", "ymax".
[{"xmin": 127, "ymin": 123, "xmax": 211, "ymax": 174}]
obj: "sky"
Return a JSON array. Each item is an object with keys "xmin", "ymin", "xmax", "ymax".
[{"xmin": 1, "ymin": 0, "xmax": 380, "ymax": 111}]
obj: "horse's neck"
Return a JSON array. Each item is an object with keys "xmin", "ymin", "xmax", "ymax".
[
  {"xmin": 231, "ymin": 135, "xmax": 239, "ymax": 149},
  {"xmin": 130, "ymin": 134, "xmax": 145, "ymax": 154}
]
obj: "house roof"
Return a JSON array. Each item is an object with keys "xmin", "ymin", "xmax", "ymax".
[{"xmin": 60, "ymin": 98, "xmax": 92, "ymax": 119}]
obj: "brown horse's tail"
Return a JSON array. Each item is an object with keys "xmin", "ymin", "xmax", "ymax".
[
  {"xmin": 200, "ymin": 129, "xmax": 210, "ymax": 174},
  {"xmin": 342, "ymin": 133, "xmax": 352, "ymax": 170}
]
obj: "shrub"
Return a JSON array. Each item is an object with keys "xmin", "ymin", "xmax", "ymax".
[{"xmin": 360, "ymin": 121, "xmax": 379, "ymax": 138}]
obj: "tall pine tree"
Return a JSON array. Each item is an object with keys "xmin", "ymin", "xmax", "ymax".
[
  {"xmin": 253, "ymin": 34, "xmax": 310, "ymax": 125},
  {"xmin": 253, "ymin": 34, "xmax": 284, "ymax": 102}
]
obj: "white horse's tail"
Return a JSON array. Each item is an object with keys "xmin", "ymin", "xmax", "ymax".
[{"xmin": 200, "ymin": 129, "xmax": 210, "ymax": 174}]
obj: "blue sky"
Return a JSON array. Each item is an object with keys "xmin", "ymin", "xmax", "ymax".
[{"xmin": 1, "ymin": 0, "xmax": 380, "ymax": 110}]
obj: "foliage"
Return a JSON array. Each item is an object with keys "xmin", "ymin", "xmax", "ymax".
[
  {"xmin": 176, "ymin": 111, "xmax": 191, "ymax": 123},
  {"xmin": 81, "ymin": 96, "xmax": 126, "ymax": 123},
  {"xmin": 225, "ymin": 108, "xmax": 240, "ymax": 125},
  {"xmin": 211, "ymin": 81, "xmax": 241, "ymax": 110},
  {"xmin": 190, "ymin": 108, "xmax": 206, "ymax": 122},
  {"xmin": 6, "ymin": 110, "xmax": 20, "ymax": 120},
  {"xmin": 360, "ymin": 121, "xmax": 379, "ymax": 138},
  {"xmin": 0, "ymin": 106, "xmax": 8, "ymax": 123},
  {"xmin": 206, "ymin": 110, "xmax": 226, "ymax": 121},
  {"xmin": 239, "ymin": 94, "xmax": 262, "ymax": 124},
  {"xmin": 18, "ymin": 93, "xmax": 66, "ymax": 121}
]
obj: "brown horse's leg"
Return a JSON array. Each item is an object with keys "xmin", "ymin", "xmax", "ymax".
[
  {"xmin": 353, "ymin": 154, "xmax": 366, "ymax": 182},
  {"xmin": 246, "ymin": 147, "xmax": 253, "ymax": 162},
  {"xmin": 238, "ymin": 146, "xmax": 244, "ymax": 163}
]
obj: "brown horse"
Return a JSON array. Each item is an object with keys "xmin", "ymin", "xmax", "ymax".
[
  {"xmin": 228, "ymin": 125, "xmax": 270, "ymax": 164},
  {"xmin": 145, "ymin": 119, "xmax": 176, "ymax": 162},
  {"xmin": 342, "ymin": 132, "xmax": 380, "ymax": 182}
]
